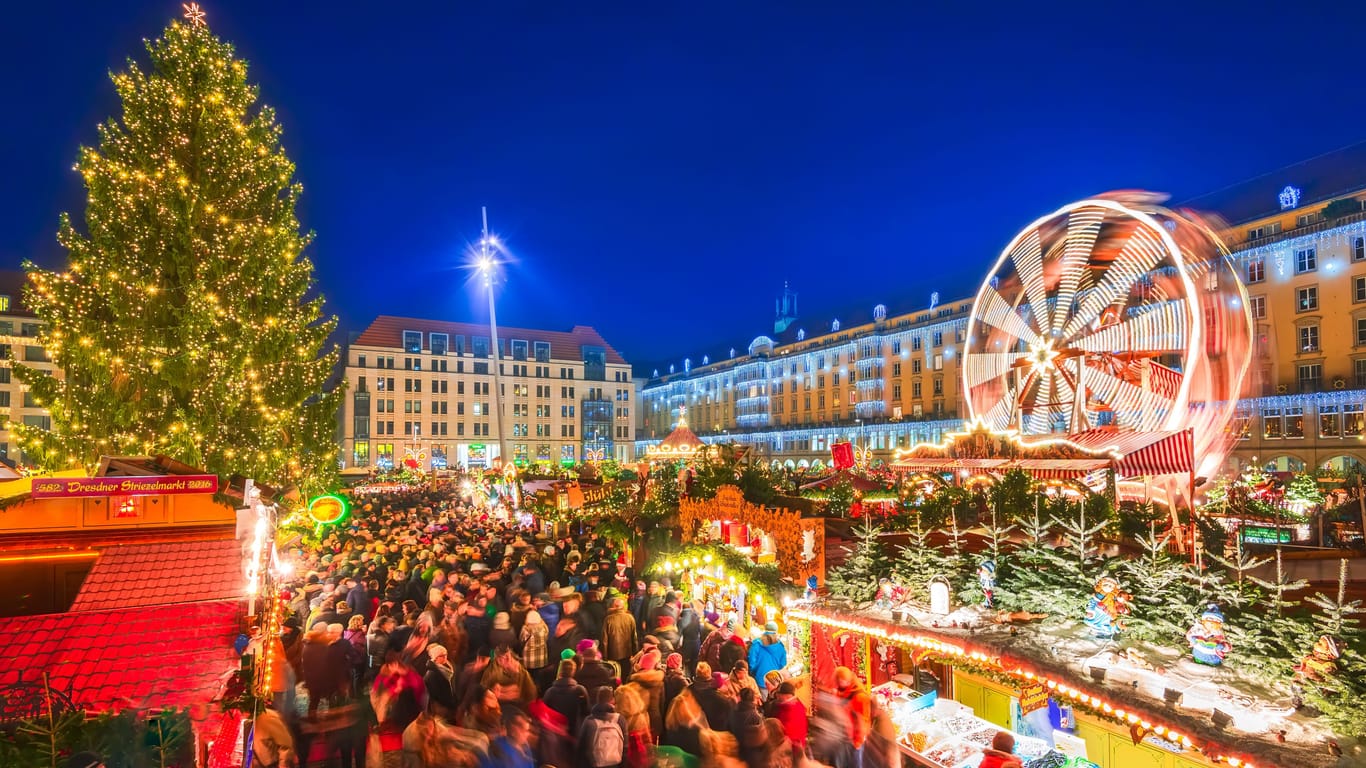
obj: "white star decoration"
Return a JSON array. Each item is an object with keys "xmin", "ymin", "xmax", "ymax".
[{"xmin": 183, "ymin": 2, "xmax": 206, "ymax": 26}]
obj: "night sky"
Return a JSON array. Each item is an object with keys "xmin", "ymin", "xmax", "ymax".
[{"xmin": 4, "ymin": 2, "xmax": 1366, "ymax": 372}]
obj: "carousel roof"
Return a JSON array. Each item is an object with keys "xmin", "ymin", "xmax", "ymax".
[{"xmin": 645, "ymin": 416, "xmax": 707, "ymax": 459}]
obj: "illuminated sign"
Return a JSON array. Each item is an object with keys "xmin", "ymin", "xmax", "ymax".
[
  {"xmin": 32, "ymin": 474, "xmax": 218, "ymax": 499},
  {"xmin": 306, "ymin": 494, "xmax": 349, "ymax": 526},
  {"xmin": 1241, "ymin": 525, "xmax": 1291, "ymax": 545}
]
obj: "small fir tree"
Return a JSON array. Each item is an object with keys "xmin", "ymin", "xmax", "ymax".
[
  {"xmin": 827, "ymin": 518, "xmax": 889, "ymax": 603},
  {"xmin": 15, "ymin": 12, "xmax": 341, "ymax": 493},
  {"xmin": 1117, "ymin": 529, "xmax": 1194, "ymax": 642},
  {"xmin": 894, "ymin": 511, "xmax": 951, "ymax": 602}
]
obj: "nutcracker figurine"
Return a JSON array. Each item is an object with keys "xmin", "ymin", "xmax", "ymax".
[{"xmin": 977, "ymin": 560, "xmax": 997, "ymax": 608}]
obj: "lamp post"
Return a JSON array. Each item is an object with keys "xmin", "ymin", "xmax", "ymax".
[{"xmin": 476, "ymin": 207, "xmax": 510, "ymax": 472}]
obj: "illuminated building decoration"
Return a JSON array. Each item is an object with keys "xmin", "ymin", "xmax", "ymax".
[
  {"xmin": 306, "ymin": 493, "xmax": 349, "ymax": 527},
  {"xmin": 676, "ymin": 485, "xmax": 824, "ymax": 587},
  {"xmin": 1278, "ymin": 185, "xmax": 1302, "ymax": 210}
]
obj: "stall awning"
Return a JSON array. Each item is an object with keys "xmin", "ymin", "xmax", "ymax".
[
  {"xmin": 891, "ymin": 457, "xmax": 1011, "ymax": 473},
  {"xmin": 1065, "ymin": 429, "xmax": 1193, "ymax": 477},
  {"xmin": 1010, "ymin": 458, "xmax": 1111, "ymax": 479}
]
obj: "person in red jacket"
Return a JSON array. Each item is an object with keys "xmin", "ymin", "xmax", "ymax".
[
  {"xmin": 770, "ymin": 681, "xmax": 808, "ymax": 752},
  {"xmin": 834, "ymin": 666, "xmax": 872, "ymax": 760},
  {"xmin": 977, "ymin": 732, "xmax": 1023, "ymax": 768}
]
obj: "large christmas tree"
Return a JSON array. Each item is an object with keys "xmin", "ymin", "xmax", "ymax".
[{"xmin": 15, "ymin": 8, "xmax": 342, "ymax": 493}]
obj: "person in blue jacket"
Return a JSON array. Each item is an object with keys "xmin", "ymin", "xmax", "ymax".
[{"xmin": 747, "ymin": 621, "xmax": 787, "ymax": 691}]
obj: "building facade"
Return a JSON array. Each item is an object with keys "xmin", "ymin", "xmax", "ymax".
[
  {"xmin": 639, "ymin": 146, "xmax": 1366, "ymax": 478},
  {"xmin": 0, "ymin": 271, "xmax": 54, "ymax": 464},
  {"xmin": 341, "ymin": 316, "xmax": 636, "ymax": 470}
]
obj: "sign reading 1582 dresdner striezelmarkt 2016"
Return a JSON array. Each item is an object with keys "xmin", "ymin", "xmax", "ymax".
[{"xmin": 30, "ymin": 474, "xmax": 220, "ymax": 499}]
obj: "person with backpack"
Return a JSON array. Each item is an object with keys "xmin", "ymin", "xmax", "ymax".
[{"xmin": 578, "ymin": 687, "xmax": 627, "ymax": 768}]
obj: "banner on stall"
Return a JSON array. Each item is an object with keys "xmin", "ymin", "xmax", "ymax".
[
  {"xmin": 1018, "ymin": 682, "xmax": 1049, "ymax": 715},
  {"xmin": 32, "ymin": 474, "xmax": 218, "ymax": 499}
]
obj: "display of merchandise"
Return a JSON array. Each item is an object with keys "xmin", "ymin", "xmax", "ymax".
[
  {"xmin": 1024, "ymin": 753, "xmax": 1099, "ymax": 768},
  {"xmin": 889, "ymin": 698, "xmax": 1049, "ymax": 768}
]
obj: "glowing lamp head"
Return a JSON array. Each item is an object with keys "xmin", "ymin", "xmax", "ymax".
[{"xmin": 1028, "ymin": 338, "xmax": 1059, "ymax": 375}]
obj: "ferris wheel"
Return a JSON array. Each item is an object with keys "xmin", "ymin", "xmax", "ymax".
[{"xmin": 963, "ymin": 197, "xmax": 1225, "ymax": 436}]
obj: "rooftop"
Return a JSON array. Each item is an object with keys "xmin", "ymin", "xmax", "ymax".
[
  {"xmin": 0, "ymin": 601, "xmax": 240, "ymax": 713},
  {"xmin": 68, "ymin": 537, "xmax": 243, "ymax": 612},
  {"xmin": 1181, "ymin": 139, "xmax": 1366, "ymax": 224},
  {"xmin": 353, "ymin": 315, "xmax": 629, "ymax": 365}
]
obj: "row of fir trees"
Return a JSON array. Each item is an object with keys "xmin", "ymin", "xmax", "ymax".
[
  {"xmin": 826, "ymin": 469, "xmax": 1366, "ymax": 739},
  {"xmin": 15, "ymin": 13, "xmax": 341, "ymax": 494}
]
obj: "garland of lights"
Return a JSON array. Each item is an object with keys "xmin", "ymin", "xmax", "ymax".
[{"xmin": 790, "ymin": 607, "xmax": 1277, "ymax": 768}]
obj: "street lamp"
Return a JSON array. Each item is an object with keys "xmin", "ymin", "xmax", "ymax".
[{"xmin": 475, "ymin": 207, "xmax": 510, "ymax": 472}]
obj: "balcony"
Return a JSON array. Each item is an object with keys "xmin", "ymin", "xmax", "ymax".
[{"xmin": 1240, "ymin": 209, "xmax": 1366, "ymax": 252}]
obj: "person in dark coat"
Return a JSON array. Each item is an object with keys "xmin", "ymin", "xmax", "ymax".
[
  {"xmin": 661, "ymin": 653, "xmax": 688, "ymax": 721},
  {"xmin": 677, "ymin": 601, "xmax": 702, "ymax": 669},
  {"xmin": 346, "ymin": 578, "xmax": 373, "ymax": 621},
  {"xmin": 687, "ymin": 661, "xmax": 733, "ymax": 730},
  {"xmin": 422, "ymin": 643, "xmax": 459, "ymax": 717},
  {"xmin": 576, "ymin": 645, "xmax": 620, "ymax": 703},
  {"xmin": 541, "ymin": 659, "xmax": 591, "ymax": 732}
]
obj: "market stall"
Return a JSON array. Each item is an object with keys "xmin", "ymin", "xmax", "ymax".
[{"xmin": 790, "ymin": 606, "xmax": 1330, "ymax": 768}]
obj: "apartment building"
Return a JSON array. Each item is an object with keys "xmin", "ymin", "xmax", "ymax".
[
  {"xmin": 341, "ymin": 316, "xmax": 635, "ymax": 470},
  {"xmin": 0, "ymin": 271, "xmax": 53, "ymax": 463}
]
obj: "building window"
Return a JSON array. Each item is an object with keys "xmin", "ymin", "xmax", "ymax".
[
  {"xmin": 1321, "ymin": 405, "xmax": 1341, "ymax": 438},
  {"xmin": 1346, "ymin": 404, "xmax": 1365, "ymax": 436},
  {"xmin": 1355, "ymin": 236, "xmax": 1366, "ymax": 262},
  {"xmin": 512, "ymin": 340, "xmax": 528, "ymax": 360},
  {"xmin": 1359, "ymin": 318, "xmax": 1366, "ymax": 347},
  {"xmin": 430, "ymin": 333, "xmax": 448, "ymax": 356},
  {"xmin": 533, "ymin": 341, "xmax": 551, "ymax": 362},
  {"xmin": 932, "ymin": 331, "xmax": 943, "ymax": 347},
  {"xmin": 912, "ymin": 381, "xmax": 922, "ymax": 398},
  {"xmin": 403, "ymin": 330, "xmax": 422, "ymax": 353},
  {"xmin": 23, "ymin": 346, "xmax": 45, "ymax": 363},
  {"xmin": 1299, "ymin": 324, "xmax": 1319, "ymax": 352},
  {"xmin": 0, "ymin": 296, "xmax": 9, "ymax": 313},
  {"xmin": 1246, "ymin": 258, "xmax": 1265, "ymax": 284},
  {"xmin": 1297, "ymin": 286, "xmax": 1318, "ymax": 312},
  {"xmin": 20, "ymin": 323, "xmax": 40, "ymax": 338},
  {"xmin": 472, "ymin": 336, "xmax": 490, "ymax": 358},
  {"xmin": 1284, "ymin": 406, "xmax": 1304, "ymax": 438},
  {"xmin": 933, "ymin": 378, "xmax": 943, "ymax": 396},
  {"xmin": 1358, "ymin": 359, "xmax": 1366, "ymax": 387},
  {"xmin": 1249, "ymin": 295, "xmax": 1266, "ymax": 320},
  {"xmin": 352, "ymin": 442, "xmax": 369, "ymax": 467},
  {"xmin": 1263, "ymin": 408, "xmax": 1282, "ymax": 439},
  {"xmin": 1295, "ymin": 247, "xmax": 1317, "ymax": 274},
  {"xmin": 1298, "ymin": 364, "xmax": 1322, "ymax": 393},
  {"xmin": 22, "ymin": 391, "xmax": 39, "ymax": 408},
  {"xmin": 21, "ymin": 414, "xmax": 50, "ymax": 431}
]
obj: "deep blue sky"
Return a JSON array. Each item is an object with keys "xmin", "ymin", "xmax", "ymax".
[{"xmin": 3, "ymin": 2, "xmax": 1365, "ymax": 372}]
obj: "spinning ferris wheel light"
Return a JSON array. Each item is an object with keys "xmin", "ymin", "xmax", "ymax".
[{"xmin": 963, "ymin": 195, "xmax": 1253, "ymax": 474}]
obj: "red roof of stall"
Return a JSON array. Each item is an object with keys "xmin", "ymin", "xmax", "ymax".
[{"xmin": 69, "ymin": 537, "xmax": 243, "ymax": 612}]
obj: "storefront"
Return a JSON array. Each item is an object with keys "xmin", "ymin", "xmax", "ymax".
[{"xmin": 790, "ymin": 607, "xmax": 1305, "ymax": 768}]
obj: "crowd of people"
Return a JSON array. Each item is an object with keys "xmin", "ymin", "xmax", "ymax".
[{"xmin": 249, "ymin": 480, "xmax": 900, "ymax": 768}]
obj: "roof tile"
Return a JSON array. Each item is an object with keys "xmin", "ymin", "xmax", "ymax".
[
  {"xmin": 69, "ymin": 538, "xmax": 243, "ymax": 612},
  {"xmin": 0, "ymin": 601, "xmax": 240, "ymax": 712},
  {"xmin": 353, "ymin": 315, "xmax": 629, "ymax": 365}
]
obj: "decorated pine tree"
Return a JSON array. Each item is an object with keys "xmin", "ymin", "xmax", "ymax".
[
  {"xmin": 1117, "ymin": 529, "xmax": 1194, "ymax": 642},
  {"xmin": 14, "ymin": 8, "xmax": 342, "ymax": 493},
  {"xmin": 998, "ymin": 498, "xmax": 1085, "ymax": 616},
  {"xmin": 894, "ymin": 511, "xmax": 950, "ymax": 601},
  {"xmin": 827, "ymin": 518, "xmax": 889, "ymax": 603}
]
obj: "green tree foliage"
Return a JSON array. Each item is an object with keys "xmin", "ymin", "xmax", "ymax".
[
  {"xmin": 827, "ymin": 518, "xmax": 889, "ymax": 603},
  {"xmin": 894, "ymin": 511, "xmax": 951, "ymax": 601},
  {"xmin": 1116, "ymin": 530, "xmax": 1193, "ymax": 643},
  {"xmin": 14, "ymin": 15, "xmax": 341, "ymax": 494},
  {"xmin": 988, "ymin": 468, "xmax": 1035, "ymax": 523},
  {"xmin": 823, "ymin": 478, "xmax": 856, "ymax": 517}
]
